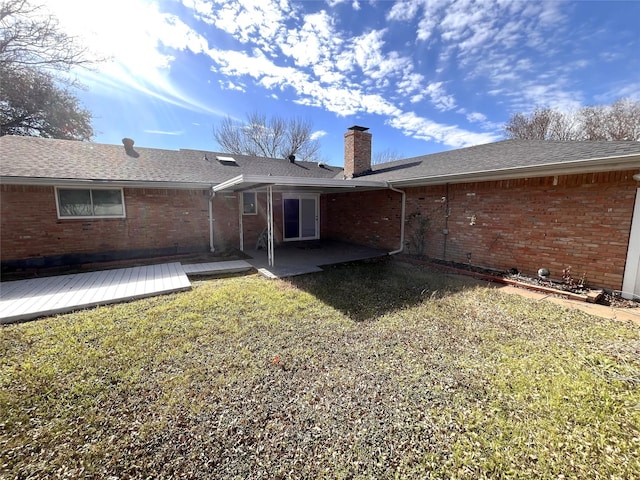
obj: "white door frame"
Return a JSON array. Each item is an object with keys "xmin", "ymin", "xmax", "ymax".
[
  {"xmin": 282, "ymin": 193, "xmax": 319, "ymax": 241},
  {"xmin": 622, "ymin": 187, "xmax": 640, "ymax": 299}
]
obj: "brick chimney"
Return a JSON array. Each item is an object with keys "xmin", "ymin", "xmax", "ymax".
[{"xmin": 344, "ymin": 126, "xmax": 372, "ymax": 179}]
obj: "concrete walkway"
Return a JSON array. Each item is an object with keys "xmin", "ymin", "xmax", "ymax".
[{"xmin": 496, "ymin": 284, "xmax": 640, "ymax": 326}]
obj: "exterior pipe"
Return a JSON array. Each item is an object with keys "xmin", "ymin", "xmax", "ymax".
[
  {"xmin": 387, "ymin": 184, "xmax": 406, "ymax": 255},
  {"xmin": 209, "ymin": 190, "xmax": 215, "ymax": 253},
  {"xmin": 238, "ymin": 194, "xmax": 244, "ymax": 252}
]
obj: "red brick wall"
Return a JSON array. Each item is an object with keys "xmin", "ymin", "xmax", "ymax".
[
  {"xmin": 324, "ymin": 189, "xmax": 404, "ymax": 250},
  {"xmin": 344, "ymin": 129, "xmax": 372, "ymax": 178},
  {"xmin": 211, "ymin": 192, "xmax": 240, "ymax": 252},
  {"xmin": 325, "ymin": 171, "xmax": 639, "ymax": 290},
  {"xmin": 1, "ymin": 185, "xmax": 211, "ymax": 265},
  {"xmin": 214, "ymin": 191, "xmax": 291, "ymax": 251}
]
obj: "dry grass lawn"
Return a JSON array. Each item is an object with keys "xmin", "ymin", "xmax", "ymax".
[{"xmin": 1, "ymin": 259, "xmax": 639, "ymax": 479}]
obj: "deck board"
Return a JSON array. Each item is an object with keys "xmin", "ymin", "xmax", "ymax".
[
  {"xmin": 0, "ymin": 263, "xmax": 191, "ymax": 323},
  {"xmin": 1, "ymin": 243, "xmax": 387, "ymax": 322}
]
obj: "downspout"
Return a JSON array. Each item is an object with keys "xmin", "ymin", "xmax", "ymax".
[
  {"xmin": 387, "ymin": 184, "xmax": 406, "ymax": 255},
  {"xmin": 209, "ymin": 189, "xmax": 215, "ymax": 253},
  {"xmin": 443, "ymin": 183, "xmax": 449, "ymax": 260},
  {"xmin": 238, "ymin": 193, "xmax": 244, "ymax": 252}
]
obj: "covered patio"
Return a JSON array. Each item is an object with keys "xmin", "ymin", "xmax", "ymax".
[
  {"xmin": 245, "ymin": 239, "xmax": 389, "ymax": 278},
  {"xmin": 212, "ymin": 174, "xmax": 404, "ymax": 273}
]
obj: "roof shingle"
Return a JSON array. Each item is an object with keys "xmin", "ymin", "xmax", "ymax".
[
  {"xmin": 363, "ymin": 139, "xmax": 640, "ymax": 183},
  {"xmin": 0, "ymin": 136, "xmax": 342, "ymax": 185}
]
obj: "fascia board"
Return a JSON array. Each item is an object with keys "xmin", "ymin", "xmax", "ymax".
[
  {"xmin": 213, "ymin": 174, "xmax": 388, "ymax": 192},
  {"xmin": 387, "ymin": 154, "xmax": 640, "ymax": 187},
  {"xmin": 0, "ymin": 176, "xmax": 213, "ymax": 190}
]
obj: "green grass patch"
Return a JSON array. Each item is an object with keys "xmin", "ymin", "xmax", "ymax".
[{"xmin": 1, "ymin": 260, "xmax": 639, "ymax": 479}]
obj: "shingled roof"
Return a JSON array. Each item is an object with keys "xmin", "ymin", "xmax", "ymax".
[
  {"xmin": 2, "ymin": 136, "xmax": 639, "ymax": 188},
  {"xmin": 0, "ymin": 136, "xmax": 342, "ymax": 187},
  {"xmin": 363, "ymin": 139, "xmax": 640, "ymax": 185}
]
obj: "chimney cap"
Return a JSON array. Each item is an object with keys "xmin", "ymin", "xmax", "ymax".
[{"xmin": 347, "ymin": 125, "xmax": 369, "ymax": 132}]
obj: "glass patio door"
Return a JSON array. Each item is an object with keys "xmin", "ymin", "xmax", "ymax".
[{"xmin": 283, "ymin": 194, "xmax": 319, "ymax": 241}]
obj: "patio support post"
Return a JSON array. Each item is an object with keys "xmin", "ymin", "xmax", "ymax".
[{"xmin": 267, "ymin": 185, "xmax": 275, "ymax": 266}]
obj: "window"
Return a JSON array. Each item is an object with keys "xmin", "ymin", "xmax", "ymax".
[
  {"xmin": 242, "ymin": 191, "xmax": 257, "ymax": 215},
  {"xmin": 56, "ymin": 188, "xmax": 125, "ymax": 218}
]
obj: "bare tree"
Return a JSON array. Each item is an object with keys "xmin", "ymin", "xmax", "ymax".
[
  {"xmin": 505, "ymin": 98, "xmax": 640, "ymax": 141},
  {"xmin": 373, "ymin": 147, "xmax": 403, "ymax": 165},
  {"xmin": 599, "ymin": 98, "xmax": 640, "ymax": 140},
  {"xmin": 0, "ymin": 0, "xmax": 92, "ymax": 73},
  {"xmin": 0, "ymin": 0, "xmax": 97, "ymax": 139},
  {"xmin": 213, "ymin": 112, "xmax": 321, "ymax": 161},
  {"xmin": 504, "ymin": 108, "xmax": 554, "ymax": 140}
]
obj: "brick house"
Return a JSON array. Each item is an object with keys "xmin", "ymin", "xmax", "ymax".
[{"xmin": 1, "ymin": 128, "xmax": 640, "ymax": 297}]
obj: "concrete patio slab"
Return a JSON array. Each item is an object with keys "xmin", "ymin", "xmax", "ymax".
[
  {"xmin": 182, "ymin": 260, "xmax": 253, "ymax": 275},
  {"xmin": 246, "ymin": 240, "xmax": 388, "ymax": 278}
]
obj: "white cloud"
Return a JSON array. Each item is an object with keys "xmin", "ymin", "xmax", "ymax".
[
  {"xmin": 425, "ymin": 82, "xmax": 456, "ymax": 111},
  {"xmin": 144, "ymin": 129, "xmax": 184, "ymax": 136},
  {"xmin": 466, "ymin": 112, "xmax": 487, "ymax": 123},
  {"xmin": 388, "ymin": 111, "xmax": 500, "ymax": 148},
  {"xmin": 278, "ymin": 11, "xmax": 340, "ymax": 68},
  {"xmin": 190, "ymin": 0, "xmax": 507, "ymax": 147},
  {"xmin": 310, "ymin": 130, "xmax": 328, "ymax": 140},
  {"xmin": 42, "ymin": 0, "xmax": 629, "ymax": 153},
  {"xmin": 193, "ymin": 0, "xmax": 289, "ymax": 52},
  {"xmin": 387, "ymin": 0, "xmax": 425, "ymax": 22},
  {"xmin": 219, "ymin": 81, "xmax": 246, "ymax": 92}
]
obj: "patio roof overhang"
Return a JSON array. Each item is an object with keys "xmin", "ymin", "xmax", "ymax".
[
  {"xmin": 211, "ymin": 175, "xmax": 393, "ymax": 269},
  {"xmin": 212, "ymin": 174, "xmax": 389, "ymax": 193}
]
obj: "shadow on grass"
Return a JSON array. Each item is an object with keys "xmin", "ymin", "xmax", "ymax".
[{"xmin": 287, "ymin": 257, "xmax": 483, "ymax": 321}]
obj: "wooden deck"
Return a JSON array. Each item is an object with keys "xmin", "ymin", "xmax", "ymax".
[
  {"xmin": 0, "ymin": 262, "xmax": 192, "ymax": 324},
  {"xmin": 0, "ymin": 247, "xmax": 387, "ymax": 322}
]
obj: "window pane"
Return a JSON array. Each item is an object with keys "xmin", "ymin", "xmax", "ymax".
[
  {"xmin": 92, "ymin": 189, "xmax": 124, "ymax": 216},
  {"xmin": 243, "ymin": 192, "xmax": 256, "ymax": 214},
  {"xmin": 283, "ymin": 198, "xmax": 299, "ymax": 239},
  {"xmin": 58, "ymin": 189, "xmax": 92, "ymax": 217},
  {"xmin": 300, "ymin": 198, "xmax": 316, "ymax": 238}
]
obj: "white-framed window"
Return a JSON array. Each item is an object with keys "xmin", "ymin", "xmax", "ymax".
[
  {"xmin": 56, "ymin": 187, "xmax": 126, "ymax": 219},
  {"xmin": 242, "ymin": 191, "xmax": 257, "ymax": 215}
]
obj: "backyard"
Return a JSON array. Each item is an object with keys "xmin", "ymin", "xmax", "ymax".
[{"xmin": 1, "ymin": 259, "xmax": 639, "ymax": 479}]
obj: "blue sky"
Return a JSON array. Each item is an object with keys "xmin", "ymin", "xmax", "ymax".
[{"xmin": 42, "ymin": 0, "xmax": 640, "ymax": 165}]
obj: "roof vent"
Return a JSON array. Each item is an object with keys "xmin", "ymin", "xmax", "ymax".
[
  {"xmin": 121, "ymin": 137, "xmax": 139, "ymax": 158},
  {"xmin": 288, "ymin": 154, "xmax": 295, "ymax": 163},
  {"xmin": 216, "ymin": 155, "xmax": 237, "ymax": 165}
]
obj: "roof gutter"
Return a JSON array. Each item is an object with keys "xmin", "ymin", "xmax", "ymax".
[
  {"xmin": 0, "ymin": 176, "xmax": 213, "ymax": 190},
  {"xmin": 386, "ymin": 154, "xmax": 640, "ymax": 188},
  {"xmin": 387, "ymin": 184, "xmax": 406, "ymax": 256},
  {"xmin": 213, "ymin": 174, "xmax": 388, "ymax": 192}
]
